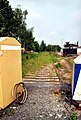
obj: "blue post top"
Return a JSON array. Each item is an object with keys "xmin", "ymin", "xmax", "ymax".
[{"xmin": 73, "ymin": 64, "xmax": 81, "ymax": 96}]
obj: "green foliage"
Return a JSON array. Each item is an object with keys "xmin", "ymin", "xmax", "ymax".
[
  {"xmin": 33, "ymin": 41, "xmax": 40, "ymax": 52},
  {"xmin": 70, "ymin": 112, "xmax": 76, "ymax": 120},
  {"xmin": 0, "ymin": 0, "xmax": 14, "ymax": 36},
  {"xmin": 40, "ymin": 40, "xmax": 46, "ymax": 52},
  {"xmin": 55, "ymin": 63, "xmax": 62, "ymax": 68},
  {"xmin": 13, "ymin": 7, "xmax": 28, "ymax": 39},
  {"xmin": 0, "ymin": 0, "xmax": 27, "ymax": 38},
  {"xmin": 46, "ymin": 44, "xmax": 61, "ymax": 52},
  {"xmin": 25, "ymin": 27, "xmax": 35, "ymax": 50},
  {"xmin": 46, "ymin": 44, "xmax": 52, "ymax": 51},
  {"xmin": 0, "ymin": 0, "xmax": 35, "ymax": 51}
]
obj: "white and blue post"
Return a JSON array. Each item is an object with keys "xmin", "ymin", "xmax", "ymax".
[{"xmin": 72, "ymin": 55, "xmax": 81, "ymax": 102}]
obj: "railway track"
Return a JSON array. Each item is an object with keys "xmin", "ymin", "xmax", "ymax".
[{"xmin": 23, "ymin": 64, "xmax": 61, "ymax": 85}]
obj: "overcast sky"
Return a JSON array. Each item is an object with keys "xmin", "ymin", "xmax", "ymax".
[{"xmin": 9, "ymin": 0, "xmax": 81, "ymax": 46}]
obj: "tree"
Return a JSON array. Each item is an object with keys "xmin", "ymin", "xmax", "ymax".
[
  {"xmin": 13, "ymin": 7, "xmax": 28, "ymax": 38},
  {"xmin": 33, "ymin": 41, "xmax": 40, "ymax": 52},
  {"xmin": 46, "ymin": 44, "xmax": 61, "ymax": 52},
  {"xmin": 52, "ymin": 45, "xmax": 61, "ymax": 52},
  {"xmin": 0, "ymin": 1, "xmax": 35, "ymax": 51},
  {"xmin": 25, "ymin": 27, "xmax": 35, "ymax": 50},
  {"xmin": 40, "ymin": 40, "xmax": 46, "ymax": 52},
  {"xmin": 0, "ymin": 0, "xmax": 14, "ymax": 36},
  {"xmin": 56, "ymin": 45, "xmax": 61, "ymax": 52},
  {"xmin": 0, "ymin": 1, "xmax": 28, "ymax": 37},
  {"xmin": 46, "ymin": 44, "xmax": 53, "ymax": 51},
  {"xmin": 13, "ymin": 8, "xmax": 36, "ymax": 51}
]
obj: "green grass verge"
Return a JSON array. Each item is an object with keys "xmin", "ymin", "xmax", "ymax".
[{"xmin": 22, "ymin": 52, "xmax": 59, "ymax": 77}]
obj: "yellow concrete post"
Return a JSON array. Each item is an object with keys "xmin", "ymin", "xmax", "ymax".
[{"xmin": 0, "ymin": 37, "xmax": 22, "ymax": 109}]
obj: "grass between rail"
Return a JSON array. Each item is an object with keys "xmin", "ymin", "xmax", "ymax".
[{"xmin": 22, "ymin": 52, "xmax": 60, "ymax": 77}]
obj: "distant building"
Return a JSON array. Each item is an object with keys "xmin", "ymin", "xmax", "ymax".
[{"xmin": 63, "ymin": 42, "xmax": 81, "ymax": 56}]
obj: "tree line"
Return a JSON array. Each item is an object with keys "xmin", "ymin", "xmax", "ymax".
[
  {"xmin": 39, "ymin": 41, "xmax": 61, "ymax": 52},
  {"xmin": 0, "ymin": 0, "xmax": 61, "ymax": 52}
]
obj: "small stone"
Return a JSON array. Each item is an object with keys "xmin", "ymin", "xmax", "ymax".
[
  {"xmin": 49, "ymin": 113, "xmax": 53, "ymax": 117},
  {"xmin": 3, "ymin": 112, "xmax": 5, "ymax": 115},
  {"xmin": 57, "ymin": 105, "xmax": 60, "ymax": 107},
  {"xmin": 57, "ymin": 114, "xmax": 62, "ymax": 118},
  {"xmin": 55, "ymin": 116, "xmax": 58, "ymax": 119},
  {"xmin": 40, "ymin": 115, "xmax": 43, "ymax": 118},
  {"xmin": 63, "ymin": 116, "xmax": 67, "ymax": 119}
]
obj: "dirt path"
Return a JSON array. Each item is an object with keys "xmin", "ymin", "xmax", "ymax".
[{"xmin": 0, "ymin": 64, "xmax": 81, "ymax": 120}]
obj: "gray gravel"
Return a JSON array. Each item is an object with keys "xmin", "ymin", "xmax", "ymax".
[{"xmin": 0, "ymin": 82, "xmax": 79, "ymax": 120}]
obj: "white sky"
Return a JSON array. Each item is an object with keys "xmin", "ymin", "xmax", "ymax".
[{"xmin": 9, "ymin": 0, "xmax": 81, "ymax": 46}]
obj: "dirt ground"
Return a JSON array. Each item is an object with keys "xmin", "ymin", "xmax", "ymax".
[
  {"xmin": 0, "ymin": 63, "xmax": 81, "ymax": 120},
  {"xmin": 54, "ymin": 57, "xmax": 73, "ymax": 83}
]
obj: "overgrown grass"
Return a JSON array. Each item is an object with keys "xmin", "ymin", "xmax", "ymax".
[{"xmin": 22, "ymin": 52, "xmax": 59, "ymax": 77}]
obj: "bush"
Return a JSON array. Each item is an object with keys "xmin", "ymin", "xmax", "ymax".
[
  {"xmin": 70, "ymin": 112, "xmax": 76, "ymax": 120},
  {"xmin": 55, "ymin": 63, "xmax": 62, "ymax": 68}
]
